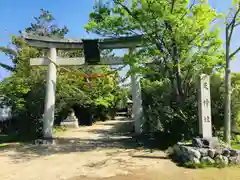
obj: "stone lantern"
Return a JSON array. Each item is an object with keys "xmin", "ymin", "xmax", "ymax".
[
  {"xmin": 127, "ymin": 98, "xmax": 133, "ymax": 118},
  {"xmin": 60, "ymin": 110, "xmax": 79, "ymax": 128}
]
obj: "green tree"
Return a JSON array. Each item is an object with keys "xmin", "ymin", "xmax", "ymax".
[
  {"xmin": 85, "ymin": 0, "xmax": 227, "ymax": 143},
  {"xmin": 24, "ymin": 8, "xmax": 69, "ymax": 38},
  {"xmin": 0, "ymin": 8, "xmax": 124, "ymax": 140},
  {"xmin": 0, "ymin": 46, "xmax": 18, "ymax": 71},
  {"xmin": 224, "ymin": 0, "xmax": 240, "ymax": 145},
  {"xmin": 0, "ymin": 8, "xmax": 69, "ymax": 73},
  {"xmin": 85, "ymin": 0, "xmax": 224, "ymax": 103}
]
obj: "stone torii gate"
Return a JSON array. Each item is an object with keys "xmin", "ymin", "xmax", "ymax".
[{"xmin": 23, "ymin": 34, "xmax": 145, "ymax": 139}]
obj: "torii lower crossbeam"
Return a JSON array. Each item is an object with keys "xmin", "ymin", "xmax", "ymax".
[
  {"xmin": 25, "ymin": 34, "xmax": 144, "ymax": 139},
  {"xmin": 33, "ymin": 49, "xmax": 126, "ymax": 138},
  {"xmin": 33, "ymin": 48, "xmax": 143, "ymax": 138}
]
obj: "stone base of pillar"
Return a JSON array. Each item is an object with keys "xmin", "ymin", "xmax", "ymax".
[
  {"xmin": 35, "ymin": 138, "xmax": 56, "ymax": 145},
  {"xmin": 134, "ymin": 122, "xmax": 143, "ymax": 134}
]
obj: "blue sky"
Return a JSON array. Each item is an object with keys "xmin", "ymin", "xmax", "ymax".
[{"xmin": 0, "ymin": 0, "xmax": 239, "ymax": 79}]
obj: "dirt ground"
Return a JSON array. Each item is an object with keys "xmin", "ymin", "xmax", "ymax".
[{"xmin": 1, "ymin": 117, "xmax": 240, "ymax": 180}]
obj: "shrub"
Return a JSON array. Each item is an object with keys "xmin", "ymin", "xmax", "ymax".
[
  {"xmin": 141, "ymin": 73, "xmax": 240, "ymax": 147},
  {"xmin": 141, "ymin": 79, "xmax": 198, "ymax": 147}
]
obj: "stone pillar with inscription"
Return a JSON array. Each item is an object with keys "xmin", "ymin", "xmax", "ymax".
[{"xmin": 198, "ymin": 74, "xmax": 212, "ymax": 138}]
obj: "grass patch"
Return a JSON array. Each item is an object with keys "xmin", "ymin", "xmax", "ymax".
[
  {"xmin": 182, "ymin": 162, "xmax": 231, "ymax": 169},
  {"xmin": 53, "ymin": 126, "xmax": 67, "ymax": 135},
  {"xmin": 0, "ymin": 143, "xmax": 10, "ymax": 148},
  {"xmin": 0, "ymin": 142, "xmax": 23, "ymax": 148},
  {"xmin": 232, "ymin": 143, "xmax": 240, "ymax": 150},
  {"xmin": 231, "ymin": 136, "xmax": 240, "ymax": 149},
  {"xmin": 0, "ymin": 133, "xmax": 29, "ymax": 148},
  {"xmin": 0, "ymin": 134, "xmax": 24, "ymax": 148}
]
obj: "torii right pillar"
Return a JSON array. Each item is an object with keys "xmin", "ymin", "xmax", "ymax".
[{"xmin": 130, "ymin": 67, "xmax": 143, "ymax": 134}]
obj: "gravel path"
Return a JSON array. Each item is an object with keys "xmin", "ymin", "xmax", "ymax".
[{"xmin": 1, "ymin": 117, "xmax": 240, "ymax": 180}]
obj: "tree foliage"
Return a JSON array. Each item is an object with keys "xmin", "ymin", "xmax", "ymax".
[
  {"xmin": 224, "ymin": 0, "xmax": 240, "ymax": 145},
  {"xmin": 24, "ymin": 8, "xmax": 69, "ymax": 38},
  {"xmin": 85, "ymin": 0, "xmax": 240, "ymax": 145},
  {"xmin": 0, "ymin": 9, "xmax": 125, "ymax": 139},
  {"xmin": 85, "ymin": 0, "xmax": 224, "ymax": 101}
]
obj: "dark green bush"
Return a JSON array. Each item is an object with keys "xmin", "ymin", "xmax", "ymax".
[
  {"xmin": 141, "ymin": 79, "xmax": 198, "ymax": 147},
  {"xmin": 141, "ymin": 73, "xmax": 240, "ymax": 147},
  {"xmin": 0, "ymin": 72, "xmax": 121, "ymax": 140}
]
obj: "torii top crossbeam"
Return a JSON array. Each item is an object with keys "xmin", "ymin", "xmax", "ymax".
[
  {"xmin": 22, "ymin": 33, "xmax": 144, "ymax": 138},
  {"xmin": 22, "ymin": 33, "xmax": 144, "ymax": 50}
]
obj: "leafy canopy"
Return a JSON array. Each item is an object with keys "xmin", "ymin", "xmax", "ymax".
[
  {"xmin": 0, "ymin": 8, "xmax": 126, "ymax": 138},
  {"xmin": 85, "ymin": 0, "xmax": 224, "ymax": 101}
]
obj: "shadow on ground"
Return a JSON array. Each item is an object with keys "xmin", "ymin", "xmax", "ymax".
[{"xmin": 0, "ymin": 117, "xmax": 165, "ymax": 162}]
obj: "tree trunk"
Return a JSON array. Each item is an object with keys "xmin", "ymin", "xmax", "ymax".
[
  {"xmin": 164, "ymin": 22, "xmax": 184, "ymax": 103},
  {"xmin": 224, "ymin": 28, "xmax": 231, "ymax": 146},
  {"xmin": 172, "ymin": 42, "xmax": 184, "ymax": 104}
]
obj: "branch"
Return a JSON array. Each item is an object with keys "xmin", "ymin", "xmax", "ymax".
[
  {"xmin": 113, "ymin": 0, "xmax": 138, "ymax": 20},
  {"xmin": 0, "ymin": 47, "xmax": 18, "ymax": 56},
  {"xmin": 189, "ymin": 0, "xmax": 196, "ymax": 10},
  {"xmin": 113, "ymin": 0, "xmax": 150, "ymax": 35},
  {"xmin": 0, "ymin": 62, "xmax": 15, "ymax": 72},
  {"xmin": 170, "ymin": 0, "xmax": 176, "ymax": 13},
  {"xmin": 228, "ymin": 19, "xmax": 236, "ymax": 43},
  {"xmin": 180, "ymin": 0, "xmax": 196, "ymax": 20},
  {"xmin": 187, "ymin": 30, "xmax": 204, "ymax": 47},
  {"xmin": 149, "ymin": 4, "xmax": 166, "ymax": 53},
  {"xmin": 182, "ymin": 65, "xmax": 192, "ymax": 85},
  {"xmin": 227, "ymin": 4, "xmax": 240, "ymax": 28},
  {"xmin": 229, "ymin": 46, "xmax": 240, "ymax": 59},
  {"xmin": 227, "ymin": 4, "xmax": 240, "ymax": 42},
  {"xmin": 233, "ymin": 22, "xmax": 240, "ymax": 28}
]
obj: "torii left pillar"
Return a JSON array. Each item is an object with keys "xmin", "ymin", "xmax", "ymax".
[
  {"xmin": 129, "ymin": 48, "xmax": 143, "ymax": 134},
  {"xmin": 131, "ymin": 71, "xmax": 143, "ymax": 134},
  {"xmin": 43, "ymin": 47, "xmax": 57, "ymax": 139}
]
